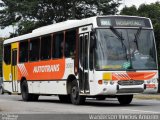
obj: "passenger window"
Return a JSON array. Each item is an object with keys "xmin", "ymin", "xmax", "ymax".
[
  {"xmin": 52, "ymin": 32, "xmax": 64, "ymax": 59},
  {"xmin": 65, "ymin": 29, "xmax": 76, "ymax": 57},
  {"xmin": 4, "ymin": 44, "xmax": 11, "ymax": 65},
  {"xmin": 29, "ymin": 37, "xmax": 40, "ymax": 61},
  {"xmin": 19, "ymin": 40, "xmax": 28, "ymax": 63},
  {"xmin": 41, "ymin": 35, "xmax": 51, "ymax": 60}
]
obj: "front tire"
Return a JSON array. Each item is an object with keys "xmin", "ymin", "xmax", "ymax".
[
  {"xmin": 117, "ymin": 95, "xmax": 133, "ymax": 105},
  {"xmin": 70, "ymin": 80, "xmax": 85, "ymax": 105}
]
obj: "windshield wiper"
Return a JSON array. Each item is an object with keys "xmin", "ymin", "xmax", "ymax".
[
  {"xmin": 110, "ymin": 26, "xmax": 134, "ymax": 70},
  {"xmin": 110, "ymin": 26, "xmax": 125, "ymax": 49},
  {"xmin": 110, "ymin": 26, "xmax": 124, "ymax": 41},
  {"xmin": 110, "ymin": 26, "xmax": 128, "ymax": 60},
  {"xmin": 134, "ymin": 27, "xmax": 142, "ymax": 50}
]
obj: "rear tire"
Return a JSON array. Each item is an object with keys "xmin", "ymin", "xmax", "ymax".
[
  {"xmin": 70, "ymin": 80, "xmax": 85, "ymax": 105},
  {"xmin": 21, "ymin": 80, "xmax": 30, "ymax": 101},
  {"xmin": 117, "ymin": 95, "xmax": 133, "ymax": 105},
  {"xmin": 21, "ymin": 80, "xmax": 39, "ymax": 101},
  {"xmin": 59, "ymin": 95, "xmax": 71, "ymax": 103}
]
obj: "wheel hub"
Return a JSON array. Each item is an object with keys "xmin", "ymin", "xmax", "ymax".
[{"xmin": 72, "ymin": 86, "xmax": 78, "ymax": 99}]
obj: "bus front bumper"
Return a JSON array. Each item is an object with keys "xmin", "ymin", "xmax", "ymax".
[{"xmin": 95, "ymin": 80, "xmax": 158, "ymax": 95}]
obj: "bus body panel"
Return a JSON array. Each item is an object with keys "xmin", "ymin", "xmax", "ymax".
[
  {"xmin": 17, "ymin": 58, "xmax": 75, "ymax": 94},
  {"xmin": 26, "ymin": 81, "xmax": 67, "ymax": 95}
]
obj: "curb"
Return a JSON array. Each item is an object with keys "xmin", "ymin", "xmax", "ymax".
[{"xmin": 134, "ymin": 94, "xmax": 160, "ymax": 100}]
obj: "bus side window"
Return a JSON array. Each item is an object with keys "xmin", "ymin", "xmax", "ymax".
[
  {"xmin": 41, "ymin": 35, "xmax": 51, "ymax": 60},
  {"xmin": 29, "ymin": 37, "xmax": 40, "ymax": 61},
  {"xmin": 4, "ymin": 44, "xmax": 11, "ymax": 65},
  {"xmin": 65, "ymin": 29, "xmax": 76, "ymax": 58},
  {"xmin": 52, "ymin": 32, "xmax": 64, "ymax": 59},
  {"xmin": 19, "ymin": 40, "xmax": 28, "ymax": 63}
]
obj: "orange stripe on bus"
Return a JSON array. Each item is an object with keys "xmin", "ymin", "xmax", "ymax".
[
  {"xmin": 112, "ymin": 72, "xmax": 156, "ymax": 80},
  {"xmin": 18, "ymin": 59, "xmax": 65, "ymax": 80}
]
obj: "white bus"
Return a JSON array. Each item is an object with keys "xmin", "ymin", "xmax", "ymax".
[{"xmin": 3, "ymin": 15, "xmax": 158, "ymax": 105}]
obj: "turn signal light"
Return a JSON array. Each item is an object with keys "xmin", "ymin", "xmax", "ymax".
[
  {"xmin": 146, "ymin": 84, "xmax": 156, "ymax": 88},
  {"xmin": 98, "ymin": 80, "xmax": 103, "ymax": 85}
]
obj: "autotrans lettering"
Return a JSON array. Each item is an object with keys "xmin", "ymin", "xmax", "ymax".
[{"xmin": 33, "ymin": 64, "xmax": 60, "ymax": 73}]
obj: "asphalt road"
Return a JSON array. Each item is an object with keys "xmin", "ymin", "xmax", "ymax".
[{"xmin": 0, "ymin": 94, "xmax": 160, "ymax": 114}]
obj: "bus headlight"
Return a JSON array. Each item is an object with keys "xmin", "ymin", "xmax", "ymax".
[
  {"xmin": 151, "ymin": 78, "xmax": 158, "ymax": 83},
  {"xmin": 110, "ymin": 81, "xmax": 114, "ymax": 85},
  {"xmin": 147, "ymin": 80, "xmax": 151, "ymax": 84},
  {"xmin": 103, "ymin": 81, "xmax": 109, "ymax": 85},
  {"xmin": 146, "ymin": 78, "xmax": 158, "ymax": 84}
]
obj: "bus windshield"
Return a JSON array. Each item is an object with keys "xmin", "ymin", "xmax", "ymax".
[{"xmin": 95, "ymin": 28, "xmax": 157, "ymax": 70}]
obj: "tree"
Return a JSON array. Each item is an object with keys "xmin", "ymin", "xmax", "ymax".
[
  {"xmin": 120, "ymin": 5, "xmax": 138, "ymax": 16},
  {"xmin": 0, "ymin": 0, "xmax": 121, "ymax": 36}
]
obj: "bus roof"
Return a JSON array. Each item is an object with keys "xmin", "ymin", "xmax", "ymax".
[{"xmin": 3, "ymin": 15, "xmax": 151, "ymax": 44}]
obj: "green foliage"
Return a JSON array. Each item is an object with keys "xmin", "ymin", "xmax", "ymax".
[
  {"xmin": 120, "ymin": 2, "xmax": 160, "ymax": 73},
  {"xmin": 0, "ymin": 0, "xmax": 120, "ymax": 36},
  {"xmin": 120, "ymin": 5, "xmax": 138, "ymax": 16}
]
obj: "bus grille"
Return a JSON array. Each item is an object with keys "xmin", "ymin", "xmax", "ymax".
[{"xmin": 118, "ymin": 80, "xmax": 144, "ymax": 86}]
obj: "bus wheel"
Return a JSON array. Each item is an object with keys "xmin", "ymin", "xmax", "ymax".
[
  {"xmin": 70, "ymin": 80, "xmax": 85, "ymax": 105},
  {"xmin": 21, "ymin": 80, "xmax": 32, "ymax": 101},
  {"xmin": 58, "ymin": 95, "xmax": 71, "ymax": 103},
  {"xmin": 117, "ymin": 95, "xmax": 133, "ymax": 105}
]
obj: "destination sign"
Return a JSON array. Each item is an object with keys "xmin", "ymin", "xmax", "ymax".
[
  {"xmin": 97, "ymin": 17, "xmax": 151, "ymax": 28},
  {"xmin": 115, "ymin": 19, "xmax": 145, "ymax": 26}
]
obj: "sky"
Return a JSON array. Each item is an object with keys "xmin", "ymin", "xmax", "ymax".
[
  {"xmin": 0, "ymin": 0, "xmax": 160, "ymax": 37},
  {"xmin": 122, "ymin": 0, "xmax": 159, "ymax": 7}
]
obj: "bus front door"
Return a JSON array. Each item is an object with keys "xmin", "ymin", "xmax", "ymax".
[
  {"xmin": 79, "ymin": 33, "xmax": 90, "ymax": 94},
  {"xmin": 11, "ymin": 49, "xmax": 18, "ymax": 92}
]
